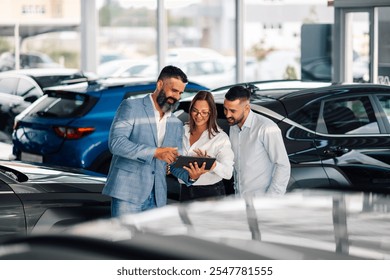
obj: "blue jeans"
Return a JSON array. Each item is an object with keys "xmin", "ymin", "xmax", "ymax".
[{"xmin": 111, "ymin": 188, "xmax": 157, "ymax": 217}]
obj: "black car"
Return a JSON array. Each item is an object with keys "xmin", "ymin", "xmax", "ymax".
[
  {"xmin": 0, "ymin": 160, "xmax": 110, "ymax": 238},
  {"xmin": 0, "ymin": 68, "xmax": 88, "ymax": 141},
  {"xmin": 173, "ymin": 82, "xmax": 390, "ymax": 194}
]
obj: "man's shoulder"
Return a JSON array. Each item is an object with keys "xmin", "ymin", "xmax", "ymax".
[
  {"xmin": 122, "ymin": 95, "xmax": 150, "ymax": 107},
  {"xmin": 252, "ymin": 111, "xmax": 277, "ymax": 126},
  {"xmin": 169, "ymin": 114, "xmax": 184, "ymax": 125}
]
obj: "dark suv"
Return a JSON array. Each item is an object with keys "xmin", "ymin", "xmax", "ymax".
[{"xmin": 12, "ymin": 78, "xmax": 207, "ymax": 174}]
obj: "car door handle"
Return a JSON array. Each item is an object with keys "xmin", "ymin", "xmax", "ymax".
[{"xmin": 324, "ymin": 146, "xmax": 350, "ymax": 157}]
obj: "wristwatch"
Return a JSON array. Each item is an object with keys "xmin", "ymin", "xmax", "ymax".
[{"xmin": 189, "ymin": 177, "xmax": 197, "ymax": 183}]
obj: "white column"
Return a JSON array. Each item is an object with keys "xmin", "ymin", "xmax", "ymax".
[
  {"xmin": 80, "ymin": 0, "xmax": 98, "ymax": 73},
  {"xmin": 157, "ymin": 0, "xmax": 167, "ymax": 73}
]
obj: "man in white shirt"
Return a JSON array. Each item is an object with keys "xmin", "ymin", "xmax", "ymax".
[{"xmin": 223, "ymin": 85, "xmax": 291, "ymax": 197}]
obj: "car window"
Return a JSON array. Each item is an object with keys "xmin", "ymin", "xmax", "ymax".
[
  {"xmin": 289, "ymin": 101, "xmax": 320, "ymax": 131},
  {"xmin": 0, "ymin": 77, "xmax": 18, "ymax": 94},
  {"xmin": 27, "ymin": 92, "xmax": 95, "ymax": 118},
  {"xmin": 321, "ymin": 96, "xmax": 379, "ymax": 135},
  {"xmin": 378, "ymin": 95, "xmax": 390, "ymax": 126},
  {"xmin": 16, "ymin": 78, "xmax": 41, "ymax": 97},
  {"xmin": 186, "ymin": 61, "xmax": 218, "ymax": 75},
  {"xmin": 122, "ymin": 65, "xmax": 150, "ymax": 77},
  {"xmin": 34, "ymin": 74, "xmax": 85, "ymax": 88}
]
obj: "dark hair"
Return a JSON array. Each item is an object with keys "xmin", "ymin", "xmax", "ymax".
[
  {"xmin": 157, "ymin": 65, "xmax": 188, "ymax": 83},
  {"xmin": 189, "ymin": 90, "xmax": 219, "ymax": 139},
  {"xmin": 225, "ymin": 85, "xmax": 250, "ymax": 101}
]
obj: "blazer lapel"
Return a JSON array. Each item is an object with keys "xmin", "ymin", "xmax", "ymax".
[{"xmin": 143, "ymin": 95, "xmax": 158, "ymax": 146}]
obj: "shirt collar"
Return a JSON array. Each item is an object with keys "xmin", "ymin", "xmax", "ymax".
[{"xmin": 241, "ymin": 110, "xmax": 254, "ymax": 129}]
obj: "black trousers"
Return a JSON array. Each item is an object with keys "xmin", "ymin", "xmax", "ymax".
[{"xmin": 179, "ymin": 180, "xmax": 226, "ymax": 202}]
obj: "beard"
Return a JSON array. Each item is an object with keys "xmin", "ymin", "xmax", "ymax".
[
  {"xmin": 156, "ymin": 89, "xmax": 179, "ymax": 113},
  {"xmin": 226, "ymin": 113, "xmax": 245, "ymax": 126}
]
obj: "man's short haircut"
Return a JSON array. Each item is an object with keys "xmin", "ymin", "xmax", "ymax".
[
  {"xmin": 157, "ymin": 65, "xmax": 188, "ymax": 83},
  {"xmin": 225, "ymin": 85, "xmax": 250, "ymax": 101}
]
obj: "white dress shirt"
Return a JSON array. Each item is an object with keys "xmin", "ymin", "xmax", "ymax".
[
  {"xmin": 149, "ymin": 94, "xmax": 170, "ymax": 147},
  {"xmin": 229, "ymin": 110, "xmax": 291, "ymax": 196},
  {"xmin": 180, "ymin": 124, "xmax": 234, "ymax": 186}
]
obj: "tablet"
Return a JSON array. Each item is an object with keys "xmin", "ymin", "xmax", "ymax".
[{"xmin": 173, "ymin": 155, "xmax": 216, "ymax": 170}]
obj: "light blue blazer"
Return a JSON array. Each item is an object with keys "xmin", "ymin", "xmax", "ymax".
[{"xmin": 102, "ymin": 95, "xmax": 187, "ymax": 207}]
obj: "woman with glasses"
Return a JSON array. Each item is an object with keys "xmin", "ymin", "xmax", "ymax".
[{"xmin": 174, "ymin": 90, "xmax": 234, "ymax": 201}]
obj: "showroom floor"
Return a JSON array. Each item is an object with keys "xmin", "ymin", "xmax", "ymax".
[{"xmin": 0, "ymin": 141, "xmax": 12, "ymax": 160}]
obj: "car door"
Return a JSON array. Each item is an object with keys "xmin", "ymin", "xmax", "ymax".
[
  {"xmin": 278, "ymin": 100, "xmax": 334, "ymax": 190},
  {"xmin": 314, "ymin": 93, "xmax": 390, "ymax": 191},
  {"xmin": 0, "ymin": 178, "xmax": 26, "ymax": 236}
]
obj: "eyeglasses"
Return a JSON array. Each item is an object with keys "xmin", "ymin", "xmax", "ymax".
[{"xmin": 191, "ymin": 108, "xmax": 210, "ymax": 117}]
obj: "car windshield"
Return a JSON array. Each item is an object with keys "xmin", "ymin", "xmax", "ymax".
[
  {"xmin": 34, "ymin": 73, "xmax": 86, "ymax": 88},
  {"xmin": 28, "ymin": 91, "xmax": 94, "ymax": 118}
]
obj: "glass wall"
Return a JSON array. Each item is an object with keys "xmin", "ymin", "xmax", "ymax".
[
  {"xmin": 1, "ymin": 1, "xmax": 388, "ymax": 86},
  {"xmin": 0, "ymin": 0, "xmax": 81, "ymax": 70},
  {"xmin": 96, "ymin": 0, "xmax": 334, "ymax": 88},
  {"xmin": 0, "ymin": 0, "xmax": 335, "ymax": 87}
]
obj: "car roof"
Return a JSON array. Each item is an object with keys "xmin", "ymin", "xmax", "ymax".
[
  {"xmin": 207, "ymin": 82, "xmax": 390, "ymax": 105},
  {"xmin": 181, "ymin": 80, "xmax": 331, "ymax": 103},
  {"xmin": 279, "ymin": 82, "xmax": 390, "ymax": 99}
]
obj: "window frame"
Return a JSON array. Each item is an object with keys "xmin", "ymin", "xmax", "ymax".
[{"xmin": 316, "ymin": 94, "xmax": 382, "ymax": 135}]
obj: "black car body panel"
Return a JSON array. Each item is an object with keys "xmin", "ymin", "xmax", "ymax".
[{"xmin": 0, "ymin": 160, "xmax": 110, "ymax": 237}]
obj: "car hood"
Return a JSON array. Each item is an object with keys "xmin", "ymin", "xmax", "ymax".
[
  {"xmin": 0, "ymin": 160, "xmax": 106, "ymax": 186},
  {"xmin": 60, "ymin": 190, "xmax": 390, "ymax": 259}
]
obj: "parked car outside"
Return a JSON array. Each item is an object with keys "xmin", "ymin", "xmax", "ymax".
[
  {"xmin": 1, "ymin": 189, "xmax": 390, "ymax": 260},
  {"xmin": 97, "ymin": 58, "xmax": 155, "ymax": 78},
  {"xmin": 12, "ymin": 78, "xmax": 208, "ymax": 176},
  {"xmin": 173, "ymin": 82, "xmax": 390, "ymax": 196},
  {"xmin": 0, "ymin": 159, "xmax": 110, "ymax": 238},
  {"xmin": 0, "ymin": 51, "xmax": 63, "ymax": 72},
  {"xmin": 98, "ymin": 58, "xmax": 232, "ymax": 89},
  {"xmin": 0, "ymin": 68, "xmax": 88, "ymax": 141},
  {"xmin": 97, "ymin": 48, "xmax": 236, "ymax": 89},
  {"xmin": 99, "ymin": 52, "xmax": 127, "ymax": 64},
  {"xmin": 301, "ymin": 56, "xmax": 370, "ymax": 83}
]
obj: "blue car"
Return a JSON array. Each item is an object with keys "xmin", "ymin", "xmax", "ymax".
[{"xmin": 12, "ymin": 78, "xmax": 208, "ymax": 174}]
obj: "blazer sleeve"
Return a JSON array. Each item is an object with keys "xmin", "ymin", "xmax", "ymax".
[{"xmin": 108, "ymin": 99, "xmax": 156, "ymax": 165}]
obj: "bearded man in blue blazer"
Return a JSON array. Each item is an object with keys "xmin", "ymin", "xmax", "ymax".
[{"xmin": 103, "ymin": 65, "xmax": 200, "ymax": 216}]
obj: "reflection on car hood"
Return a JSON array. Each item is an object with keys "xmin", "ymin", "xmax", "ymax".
[
  {"xmin": 64, "ymin": 190, "xmax": 390, "ymax": 259},
  {"xmin": 0, "ymin": 160, "xmax": 106, "ymax": 189}
]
